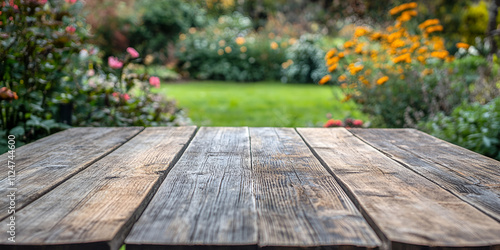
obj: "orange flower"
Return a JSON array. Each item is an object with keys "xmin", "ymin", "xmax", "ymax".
[
  {"xmin": 354, "ymin": 27, "xmax": 369, "ymax": 37},
  {"xmin": 326, "ymin": 56, "xmax": 339, "ymax": 66},
  {"xmin": 389, "ymin": 2, "xmax": 417, "ymax": 15},
  {"xmin": 338, "ymin": 52, "xmax": 345, "ymax": 58},
  {"xmin": 338, "ymin": 75, "xmax": 347, "ymax": 82},
  {"xmin": 225, "ymin": 46, "xmax": 232, "ymax": 53},
  {"xmin": 425, "ymin": 25, "xmax": 443, "ymax": 34},
  {"xmin": 328, "ymin": 63, "xmax": 338, "ymax": 72},
  {"xmin": 341, "ymin": 94, "xmax": 352, "ymax": 102},
  {"xmin": 270, "ymin": 41, "xmax": 279, "ymax": 50},
  {"xmin": 418, "ymin": 19, "xmax": 440, "ymax": 30},
  {"xmin": 319, "ymin": 75, "xmax": 331, "ymax": 85},
  {"xmin": 431, "ymin": 50, "xmax": 449, "ymax": 59},
  {"xmin": 235, "ymin": 37, "xmax": 245, "ymax": 45},
  {"xmin": 376, "ymin": 76, "xmax": 389, "ymax": 85},
  {"xmin": 370, "ymin": 32, "xmax": 382, "ymax": 40},
  {"xmin": 325, "ymin": 48, "xmax": 337, "ymax": 60},
  {"xmin": 456, "ymin": 42, "xmax": 470, "ymax": 49},
  {"xmin": 344, "ymin": 40, "xmax": 355, "ymax": 49},
  {"xmin": 393, "ymin": 53, "xmax": 411, "ymax": 63}
]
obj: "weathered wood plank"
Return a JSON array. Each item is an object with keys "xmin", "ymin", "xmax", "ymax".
[
  {"xmin": 0, "ymin": 127, "xmax": 196, "ymax": 250},
  {"xmin": 250, "ymin": 127, "xmax": 380, "ymax": 248},
  {"xmin": 350, "ymin": 128, "xmax": 500, "ymax": 223},
  {"xmin": 125, "ymin": 127, "xmax": 257, "ymax": 249},
  {"xmin": 0, "ymin": 127, "xmax": 143, "ymax": 221},
  {"xmin": 298, "ymin": 128, "xmax": 500, "ymax": 248}
]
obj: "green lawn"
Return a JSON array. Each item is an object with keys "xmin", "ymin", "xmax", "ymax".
[{"xmin": 155, "ymin": 81, "xmax": 367, "ymax": 127}]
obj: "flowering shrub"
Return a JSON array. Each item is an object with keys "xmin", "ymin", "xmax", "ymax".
[
  {"xmin": 176, "ymin": 12, "xmax": 288, "ymax": 81},
  {"xmin": 320, "ymin": 2, "xmax": 483, "ymax": 127},
  {"xmin": 0, "ymin": 0, "xmax": 87, "ymax": 150},
  {"xmin": 70, "ymin": 46, "xmax": 190, "ymax": 127}
]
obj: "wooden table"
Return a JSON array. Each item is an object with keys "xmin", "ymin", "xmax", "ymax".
[{"xmin": 1, "ymin": 127, "xmax": 500, "ymax": 250}]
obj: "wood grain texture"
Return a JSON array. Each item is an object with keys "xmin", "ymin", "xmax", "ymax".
[
  {"xmin": 0, "ymin": 127, "xmax": 143, "ymax": 221},
  {"xmin": 350, "ymin": 128, "xmax": 500, "ymax": 223},
  {"xmin": 298, "ymin": 128, "xmax": 500, "ymax": 248},
  {"xmin": 125, "ymin": 127, "xmax": 257, "ymax": 248},
  {"xmin": 0, "ymin": 127, "xmax": 196, "ymax": 250},
  {"xmin": 250, "ymin": 127, "xmax": 380, "ymax": 248}
]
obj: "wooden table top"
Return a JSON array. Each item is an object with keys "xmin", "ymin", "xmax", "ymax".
[{"xmin": 1, "ymin": 127, "xmax": 500, "ymax": 250}]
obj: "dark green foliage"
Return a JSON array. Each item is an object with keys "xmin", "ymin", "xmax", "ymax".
[
  {"xmin": 281, "ymin": 35, "xmax": 328, "ymax": 83},
  {"xmin": 420, "ymin": 97, "xmax": 500, "ymax": 160}
]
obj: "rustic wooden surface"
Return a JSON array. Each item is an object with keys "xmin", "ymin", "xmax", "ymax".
[
  {"xmin": 3, "ymin": 127, "xmax": 500, "ymax": 250},
  {"xmin": 0, "ymin": 127, "xmax": 196, "ymax": 249},
  {"xmin": 0, "ymin": 127, "xmax": 143, "ymax": 221},
  {"xmin": 126, "ymin": 127, "xmax": 257, "ymax": 247},
  {"xmin": 298, "ymin": 128, "xmax": 500, "ymax": 248},
  {"xmin": 350, "ymin": 128, "xmax": 500, "ymax": 223},
  {"xmin": 250, "ymin": 127, "xmax": 380, "ymax": 248}
]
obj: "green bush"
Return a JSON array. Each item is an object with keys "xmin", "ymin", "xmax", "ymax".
[
  {"xmin": 176, "ymin": 12, "xmax": 287, "ymax": 82},
  {"xmin": 420, "ymin": 97, "xmax": 500, "ymax": 160},
  {"xmin": 0, "ymin": 0, "xmax": 88, "ymax": 150},
  {"xmin": 281, "ymin": 35, "xmax": 328, "ymax": 83}
]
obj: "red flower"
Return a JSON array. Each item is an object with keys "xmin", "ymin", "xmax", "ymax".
[
  {"xmin": 38, "ymin": 0, "xmax": 47, "ymax": 4},
  {"xmin": 149, "ymin": 76, "xmax": 160, "ymax": 88},
  {"xmin": 126, "ymin": 47, "xmax": 139, "ymax": 58},
  {"xmin": 108, "ymin": 56, "xmax": 123, "ymax": 69},
  {"xmin": 65, "ymin": 0, "xmax": 77, "ymax": 3},
  {"xmin": 324, "ymin": 119, "xmax": 343, "ymax": 128},
  {"xmin": 65, "ymin": 26, "xmax": 76, "ymax": 34}
]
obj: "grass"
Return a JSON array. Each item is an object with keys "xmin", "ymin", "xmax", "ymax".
[{"xmin": 155, "ymin": 81, "xmax": 368, "ymax": 127}]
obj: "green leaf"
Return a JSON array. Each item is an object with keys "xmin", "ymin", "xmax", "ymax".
[{"xmin": 9, "ymin": 126, "xmax": 25, "ymax": 137}]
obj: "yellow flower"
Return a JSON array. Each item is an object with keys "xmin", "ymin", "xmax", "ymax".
[
  {"xmin": 188, "ymin": 27, "xmax": 197, "ymax": 34},
  {"xmin": 376, "ymin": 76, "xmax": 389, "ymax": 85},
  {"xmin": 319, "ymin": 75, "xmax": 331, "ymax": 85},
  {"xmin": 456, "ymin": 42, "xmax": 470, "ymax": 49},
  {"xmin": 235, "ymin": 37, "xmax": 245, "ymax": 45},
  {"xmin": 219, "ymin": 40, "xmax": 226, "ymax": 47},
  {"xmin": 328, "ymin": 63, "xmax": 338, "ymax": 72},
  {"xmin": 270, "ymin": 41, "xmax": 279, "ymax": 50},
  {"xmin": 225, "ymin": 46, "xmax": 232, "ymax": 53},
  {"xmin": 179, "ymin": 34, "xmax": 186, "ymax": 41},
  {"xmin": 217, "ymin": 49, "xmax": 224, "ymax": 55},
  {"xmin": 240, "ymin": 46, "xmax": 247, "ymax": 53}
]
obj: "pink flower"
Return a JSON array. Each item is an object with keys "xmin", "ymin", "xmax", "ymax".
[
  {"xmin": 112, "ymin": 92, "xmax": 119, "ymax": 97},
  {"xmin": 122, "ymin": 93, "xmax": 130, "ymax": 101},
  {"xmin": 65, "ymin": 26, "xmax": 76, "ymax": 34},
  {"xmin": 65, "ymin": 0, "xmax": 77, "ymax": 3},
  {"xmin": 38, "ymin": 0, "xmax": 47, "ymax": 4},
  {"xmin": 108, "ymin": 56, "xmax": 123, "ymax": 69},
  {"xmin": 353, "ymin": 119, "xmax": 363, "ymax": 127},
  {"xmin": 149, "ymin": 76, "xmax": 160, "ymax": 88},
  {"xmin": 126, "ymin": 47, "xmax": 139, "ymax": 58}
]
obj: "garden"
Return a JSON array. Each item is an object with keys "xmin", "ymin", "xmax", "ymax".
[{"xmin": 1, "ymin": 0, "xmax": 499, "ymax": 160}]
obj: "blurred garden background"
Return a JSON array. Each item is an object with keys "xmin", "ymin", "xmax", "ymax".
[{"xmin": 1, "ymin": 0, "xmax": 499, "ymax": 160}]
